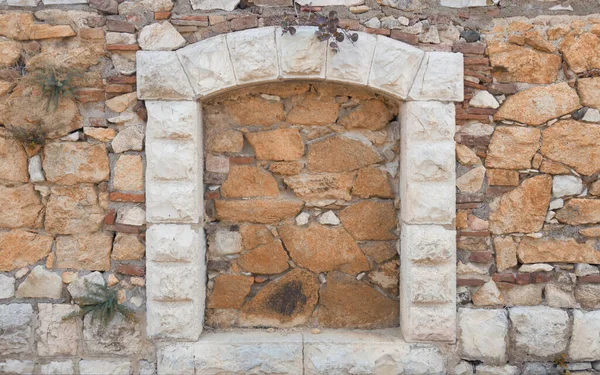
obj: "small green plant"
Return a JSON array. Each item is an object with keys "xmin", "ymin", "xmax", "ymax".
[
  {"xmin": 25, "ymin": 68, "xmax": 82, "ymax": 112},
  {"xmin": 64, "ymin": 281, "xmax": 136, "ymax": 326},
  {"xmin": 9, "ymin": 124, "xmax": 47, "ymax": 148}
]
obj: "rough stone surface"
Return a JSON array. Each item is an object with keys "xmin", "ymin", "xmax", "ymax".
[
  {"xmin": 112, "ymin": 233, "xmax": 145, "ymax": 260},
  {"xmin": 0, "ymin": 304, "xmax": 33, "ymax": 355},
  {"xmin": 485, "ymin": 126, "xmax": 540, "ymax": 169},
  {"xmin": 277, "ymin": 27, "xmax": 326, "ymax": 79},
  {"xmin": 494, "ymin": 83, "xmax": 581, "ymax": 126},
  {"xmin": 488, "ymin": 42, "xmax": 562, "ymax": 84},
  {"xmin": 279, "ymin": 223, "xmax": 369, "ymax": 274},
  {"xmin": 552, "ymin": 175, "xmax": 583, "ymax": 197},
  {"xmin": 0, "ymin": 132, "xmax": 28, "ymax": 184},
  {"xmin": 457, "ymin": 165, "xmax": 486, "ymax": 193},
  {"xmin": 0, "ymin": 184, "xmax": 44, "ymax": 229},
  {"xmin": 246, "ymin": 128, "xmax": 305, "ymax": 161},
  {"xmin": 15, "ymin": 266, "xmax": 62, "ymax": 299},
  {"xmin": 36, "ymin": 304, "xmax": 79, "ymax": 356},
  {"xmin": 360, "ymin": 241, "xmax": 397, "ymax": 263},
  {"xmin": 494, "ymin": 236, "xmax": 518, "ymax": 272},
  {"xmin": 45, "ymin": 185, "xmax": 104, "ymax": 235},
  {"xmin": 338, "ymin": 100, "xmax": 393, "ymax": 131},
  {"xmin": 83, "ymin": 313, "xmax": 142, "ymax": 355},
  {"xmin": 238, "ymin": 240, "xmax": 290, "ymax": 274},
  {"xmin": 79, "ymin": 360, "xmax": 132, "ymax": 375},
  {"xmin": 0, "ymin": 274, "xmax": 15, "ymax": 299},
  {"xmin": 517, "ymin": 237, "xmax": 600, "ymax": 264},
  {"xmin": 352, "ymin": 167, "xmax": 394, "ymax": 198},
  {"xmin": 541, "ymin": 120, "xmax": 600, "ymax": 176},
  {"xmin": 216, "ymin": 199, "xmax": 303, "ymax": 224},
  {"xmin": 208, "ymin": 274, "xmax": 253, "ymax": 309},
  {"xmin": 556, "ymin": 199, "xmax": 600, "ymax": 225},
  {"xmin": 339, "ymin": 201, "xmax": 397, "ymax": 240},
  {"xmin": 578, "ymin": 77, "xmax": 600, "ymax": 110},
  {"xmin": 55, "ymin": 232, "xmax": 113, "ymax": 270},
  {"xmin": 307, "ymin": 136, "xmax": 382, "ymax": 172},
  {"xmin": 39, "ymin": 361, "xmax": 75, "ymax": 375},
  {"xmin": 569, "ymin": 310, "xmax": 600, "ymax": 361},
  {"xmin": 284, "ymin": 173, "xmax": 355, "ymax": 201},
  {"xmin": 43, "ymin": 142, "xmax": 109, "ymax": 185},
  {"xmin": 113, "ymin": 155, "xmax": 144, "ymax": 191},
  {"xmin": 136, "ymin": 51, "xmax": 194, "ymax": 100},
  {"xmin": 489, "ymin": 175, "xmax": 552, "ymax": 234},
  {"xmin": 458, "ymin": 308, "xmax": 508, "ymax": 364},
  {"xmin": 221, "ymin": 166, "xmax": 279, "ymax": 198},
  {"xmin": 408, "ymin": 51, "xmax": 464, "ymax": 101},
  {"xmin": 560, "ymin": 32, "xmax": 600, "ymax": 74},
  {"xmin": 0, "ymin": 230, "xmax": 53, "ymax": 272},
  {"xmin": 138, "ymin": 22, "xmax": 186, "ymax": 51}
]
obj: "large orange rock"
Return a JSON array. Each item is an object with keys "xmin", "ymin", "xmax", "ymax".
[
  {"xmin": 245, "ymin": 128, "xmax": 304, "ymax": 161},
  {"xmin": 555, "ymin": 199, "xmax": 600, "ymax": 225},
  {"xmin": 560, "ymin": 32, "xmax": 600, "ymax": 74},
  {"xmin": 221, "ymin": 166, "xmax": 279, "ymax": 198},
  {"xmin": 26, "ymin": 38, "xmax": 105, "ymax": 70},
  {"xmin": 55, "ymin": 232, "xmax": 113, "ymax": 271},
  {"xmin": 577, "ymin": 77, "xmax": 600, "ymax": 110},
  {"xmin": 0, "ymin": 130, "xmax": 28, "ymax": 184},
  {"xmin": 0, "ymin": 184, "xmax": 44, "ymax": 229},
  {"xmin": 208, "ymin": 274, "xmax": 254, "ymax": 309},
  {"xmin": 488, "ymin": 42, "xmax": 561, "ymax": 84},
  {"xmin": 541, "ymin": 120, "xmax": 600, "ymax": 176},
  {"xmin": 485, "ymin": 126, "xmax": 540, "ymax": 169},
  {"xmin": 318, "ymin": 271, "xmax": 398, "ymax": 329},
  {"xmin": 339, "ymin": 201, "xmax": 397, "ymax": 240},
  {"xmin": 239, "ymin": 269, "xmax": 319, "ymax": 327},
  {"xmin": 43, "ymin": 142, "xmax": 110, "ymax": 185},
  {"xmin": 279, "ymin": 223, "xmax": 370, "ymax": 274},
  {"xmin": 494, "ymin": 83, "xmax": 581, "ymax": 126},
  {"xmin": 489, "ymin": 175, "xmax": 552, "ymax": 234},
  {"xmin": 352, "ymin": 167, "xmax": 395, "ymax": 198},
  {"xmin": 307, "ymin": 136, "xmax": 382, "ymax": 172},
  {"xmin": 215, "ymin": 199, "xmax": 303, "ymax": 224},
  {"xmin": 224, "ymin": 97, "xmax": 285, "ymax": 126},
  {"xmin": 338, "ymin": 100, "xmax": 393, "ymax": 131},
  {"xmin": 0, "ymin": 40, "xmax": 20, "ymax": 69},
  {"xmin": 284, "ymin": 172, "xmax": 355, "ymax": 201},
  {"xmin": 0, "ymin": 13, "xmax": 76, "ymax": 40},
  {"xmin": 45, "ymin": 185, "xmax": 105, "ymax": 235},
  {"xmin": 0, "ymin": 230, "xmax": 53, "ymax": 272},
  {"xmin": 518, "ymin": 237, "xmax": 600, "ymax": 264},
  {"xmin": 286, "ymin": 95, "xmax": 339, "ymax": 126},
  {"xmin": 238, "ymin": 240, "xmax": 290, "ymax": 275},
  {"xmin": 360, "ymin": 241, "xmax": 397, "ymax": 263},
  {"xmin": 239, "ymin": 224, "xmax": 274, "ymax": 250}
]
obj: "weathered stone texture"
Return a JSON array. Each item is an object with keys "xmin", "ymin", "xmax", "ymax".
[
  {"xmin": 55, "ymin": 232, "xmax": 113, "ymax": 270},
  {"xmin": 208, "ymin": 274, "xmax": 253, "ymax": 309},
  {"xmin": 0, "ymin": 184, "xmax": 44, "ymax": 229},
  {"xmin": 307, "ymin": 136, "xmax": 382, "ymax": 172},
  {"xmin": 459, "ymin": 308, "xmax": 508, "ymax": 364},
  {"xmin": 0, "ymin": 304, "xmax": 34, "ymax": 356},
  {"xmin": 83, "ymin": 313, "xmax": 142, "ymax": 356},
  {"xmin": 43, "ymin": 143, "xmax": 109, "ymax": 185},
  {"xmin": 352, "ymin": 167, "xmax": 394, "ymax": 198},
  {"xmin": 0, "ymin": 132, "xmax": 28, "ymax": 184},
  {"xmin": 488, "ymin": 42, "xmax": 561, "ymax": 84},
  {"xmin": 36, "ymin": 304, "xmax": 79, "ymax": 356},
  {"xmin": 517, "ymin": 237, "xmax": 600, "ymax": 264},
  {"xmin": 485, "ymin": 126, "xmax": 540, "ymax": 169},
  {"xmin": 0, "ymin": 230, "xmax": 53, "ymax": 272},
  {"xmin": 237, "ymin": 241, "xmax": 290, "ymax": 274},
  {"xmin": 339, "ymin": 201, "xmax": 397, "ymax": 240},
  {"xmin": 15, "ymin": 266, "xmax": 62, "ymax": 299},
  {"xmin": 246, "ymin": 128, "xmax": 305, "ymax": 161},
  {"xmin": 541, "ymin": 120, "xmax": 600, "ymax": 176},
  {"xmin": 284, "ymin": 173, "xmax": 354, "ymax": 201},
  {"xmin": 215, "ymin": 199, "xmax": 303, "ymax": 224},
  {"xmin": 221, "ymin": 166, "xmax": 279, "ymax": 198},
  {"xmin": 45, "ymin": 185, "xmax": 105, "ymax": 234}
]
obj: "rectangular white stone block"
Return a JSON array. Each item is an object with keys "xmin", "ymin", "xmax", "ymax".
[
  {"xmin": 79, "ymin": 360, "xmax": 131, "ymax": 375},
  {"xmin": 408, "ymin": 52, "xmax": 464, "ymax": 102},
  {"xmin": 401, "ymin": 304, "xmax": 456, "ymax": 342},
  {"xmin": 137, "ymin": 51, "xmax": 195, "ymax": 100},
  {"xmin": 146, "ymin": 101, "xmax": 200, "ymax": 141},
  {"xmin": 402, "ymin": 224, "xmax": 455, "ymax": 265},
  {"xmin": 369, "ymin": 35, "xmax": 424, "ymax": 100},
  {"xmin": 227, "ymin": 28, "xmax": 279, "ymax": 85},
  {"xmin": 403, "ymin": 141, "xmax": 455, "ymax": 183},
  {"xmin": 7, "ymin": 0, "xmax": 38, "ymax": 5},
  {"xmin": 147, "ymin": 224, "xmax": 204, "ymax": 263},
  {"xmin": 147, "ymin": 301, "xmax": 203, "ymax": 341},
  {"xmin": 400, "ymin": 101, "xmax": 455, "ymax": 142},
  {"xmin": 407, "ymin": 264, "xmax": 455, "ymax": 304},
  {"xmin": 276, "ymin": 27, "xmax": 327, "ymax": 80},
  {"xmin": 326, "ymin": 32, "xmax": 376, "ymax": 86},
  {"xmin": 157, "ymin": 343, "xmax": 195, "ymax": 375},
  {"xmin": 401, "ymin": 182, "xmax": 455, "ymax": 225},
  {"xmin": 569, "ymin": 310, "xmax": 600, "ymax": 361},
  {"xmin": 146, "ymin": 180, "xmax": 202, "ymax": 224},
  {"xmin": 177, "ymin": 35, "xmax": 237, "ymax": 97},
  {"xmin": 146, "ymin": 139, "xmax": 199, "ymax": 182},
  {"xmin": 147, "ymin": 262, "xmax": 204, "ymax": 302},
  {"xmin": 458, "ymin": 308, "xmax": 508, "ymax": 365}
]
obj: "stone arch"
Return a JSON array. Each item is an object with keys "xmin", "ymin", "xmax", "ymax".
[{"xmin": 138, "ymin": 27, "xmax": 464, "ymax": 345}]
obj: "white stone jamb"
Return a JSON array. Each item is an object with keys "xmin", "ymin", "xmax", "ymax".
[{"xmin": 145, "ymin": 101, "xmax": 205, "ymax": 341}]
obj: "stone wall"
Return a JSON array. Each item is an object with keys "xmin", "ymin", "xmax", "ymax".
[{"xmin": 0, "ymin": 0, "xmax": 599, "ymax": 373}]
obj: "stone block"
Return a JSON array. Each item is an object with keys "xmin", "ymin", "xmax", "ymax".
[
  {"xmin": 157, "ymin": 343, "xmax": 195, "ymax": 375},
  {"xmin": 146, "ymin": 101, "xmax": 199, "ymax": 141},
  {"xmin": 212, "ymin": 230, "xmax": 243, "ymax": 255},
  {"xmin": 79, "ymin": 360, "xmax": 132, "ymax": 375},
  {"xmin": 327, "ymin": 32, "xmax": 376, "ymax": 85},
  {"xmin": 401, "ymin": 182, "xmax": 455, "ymax": 224},
  {"xmin": 0, "ymin": 360, "xmax": 35, "ymax": 374},
  {"xmin": 42, "ymin": 0, "xmax": 87, "ymax": 3},
  {"xmin": 148, "ymin": 301, "xmax": 203, "ymax": 340},
  {"xmin": 400, "ymin": 101, "xmax": 455, "ymax": 142},
  {"xmin": 83, "ymin": 313, "xmax": 142, "ymax": 356},
  {"xmin": 136, "ymin": 51, "xmax": 194, "ymax": 100},
  {"xmin": 177, "ymin": 35, "xmax": 237, "ymax": 97},
  {"xmin": 369, "ymin": 35, "xmax": 424, "ymax": 100},
  {"xmin": 39, "ymin": 361, "xmax": 75, "ymax": 375},
  {"xmin": 15, "ymin": 266, "xmax": 63, "ymax": 299},
  {"xmin": 276, "ymin": 26, "xmax": 327, "ymax": 80},
  {"xmin": 146, "ymin": 139, "xmax": 199, "ymax": 182},
  {"xmin": 476, "ymin": 365, "xmax": 520, "ymax": 375},
  {"xmin": 406, "ymin": 264, "xmax": 454, "ymax": 304},
  {"xmin": 408, "ymin": 52, "xmax": 464, "ymax": 102},
  {"xmin": 0, "ymin": 304, "xmax": 33, "ymax": 355},
  {"xmin": 0, "ymin": 274, "xmax": 15, "ymax": 298},
  {"xmin": 401, "ymin": 304, "xmax": 456, "ymax": 342},
  {"xmin": 404, "ymin": 141, "xmax": 455, "ymax": 182},
  {"xmin": 146, "ymin": 181, "xmax": 201, "ymax": 223},
  {"xmin": 569, "ymin": 310, "xmax": 600, "ymax": 361},
  {"xmin": 402, "ymin": 224, "xmax": 455, "ymax": 265},
  {"xmin": 147, "ymin": 224, "xmax": 203, "ymax": 263},
  {"xmin": 36, "ymin": 304, "xmax": 79, "ymax": 356},
  {"xmin": 227, "ymin": 28, "xmax": 279, "ymax": 85},
  {"xmin": 6, "ymin": 0, "xmax": 38, "ymax": 5},
  {"xmin": 458, "ymin": 308, "xmax": 508, "ymax": 364},
  {"xmin": 146, "ymin": 262, "xmax": 203, "ymax": 302}
]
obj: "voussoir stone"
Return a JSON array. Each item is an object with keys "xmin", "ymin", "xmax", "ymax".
[
  {"xmin": 517, "ymin": 237, "xmax": 600, "ymax": 264},
  {"xmin": 494, "ymin": 83, "xmax": 581, "ymax": 126},
  {"xmin": 55, "ymin": 232, "xmax": 113, "ymax": 270},
  {"xmin": 458, "ymin": 308, "xmax": 508, "ymax": 365},
  {"xmin": 239, "ymin": 269, "xmax": 319, "ymax": 327},
  {"xmin": 45, "ymin": 185, "xmax": 105, "ymax": 235},
  {"xmin": 277, "ymin": 26, "xmax": 327, "ymax": 79},
  {"xmin": 488, "ymin": 41, "xmax": 561, "ymax": 84},
  {"xmin": 208, "ymin": 274, "xmax": 253, "ymax": 309},
  {"xmin": 246, "ymin": 128, "xmax": 305, "ymax": 161},
  {"xmin": 485, "ymin": 126, "xmax": 540, "ymax": 170},
  {"xmin": 284, "ymin": 173, "xmax": 355, "ymax": 201},
  {"xmin": 237, "ymin": 240, "xmax": 290, "ymax": 275},
  {"xmin": 138, "ymin": 22, "xmax": 186, "ymax": 51},
  {"xmin": 0, "ymin": 230, "xmax": 53, "ymax": 272},
  {"xmin": 555, "ymin": 199, "xmax": 600, "ymax": 225},
  {"xmin": 408, "ymin": 51, "xmax": 464, "ymax": 101},
  {"xmin": 307, "ymin": 136, "xmax": 382, "ymax": 172},
  {"xmin": 43, "ymin": 142, "xmax": 109, "ymax": 185},
  {"xmin": 339, "ymin": 201, "xmax": 397, "ymax": 240},
  {"xmin": 221, "ymin": 165, "xmax": 279, "ymax": 198},
  {"xmin": 215, "ymin": 199, "xmax": 303, "ymax": 224},
  {"xmin": 541, "ymin": 120, "xmax": 600, "ymax": 176},
  {"xmin": 0, "ymin": 184, "xmax": 44, "ymax": 229},
  {"xmin": 338, "ymin": 100, "xmax": 393, "ymax": 131},
  {"xmin": 137, "ymin": 51, "xmax": 194, "ymax": 100},
  {"xmin": 489, "ymin": 175, "xmax": 552, "ymax": 234},
  {"xmin": 227, "ymin": 28, "xmax": 278, "ymax": 84},
  {"xmin": 318, "ymin": 271, "xmax": 398, "ymax": 329},
  {"xmin": 279, "ymin": 223, "xmax": 370, "ymax": 274}
]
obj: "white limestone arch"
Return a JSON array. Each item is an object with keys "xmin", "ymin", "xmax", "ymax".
[{"xmin": 137, "ymin": 26, "xmax": 464, "ymax": 355}]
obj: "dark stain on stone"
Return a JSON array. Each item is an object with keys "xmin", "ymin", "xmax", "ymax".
[{"xmin": 266, "ymin": 280, "xmax": 307, "ymax": 316}]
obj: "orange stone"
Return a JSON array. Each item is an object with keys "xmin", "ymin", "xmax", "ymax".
[
  {"xmin": 541, "ymin": 120, "xmax": 600, "ymax": 176},
  {"xmin": 246, "ymin": 128, "xmax": 305, "ymax": 161},
  {"xmin": 518, "ymin": 237, "xmax": 600, "ymax": 264},
  {"xmin": 208, "ymin": 274, "xmax": 254, "ymax": 309},
  {"xmin": 487, "ymin": 169, "xmax": 519, "ymax": 186},
  {"xmin": 238, "ymin": 241, "xmax": 290, "ymax": 275},
  {"xmin": 221, "ymin": 165, "xmax": 280, "ymax": 198},
  {"xmin": 307, "ymin": 136, "xmax": 383, "ymax": 172},
  {"xmin": 240, "ymin": 224, "xmax": 274, "ymax": 250},
  {"xmin": 338, "ymin": 99, "xmax": 393, "ymax": 131},
  {"xmin": 555, "ymin": 199, "xmax": 600, "ymax": 225},
  {"xmin": 224, "ymin": 97, "xmax": 285, "ymax": 126},
  {"xmin": 286, "ymin": 95, "xmax": 339, "ymax": 126},
  {"xmin": 339, "ymin": 201, "xmax": 397, "ymax": 240},
  {"xmin": 352, "ymin": 167, "xmax": 395, "ymax": 198},
  {"xmin": 0, "ymin": 230, "xmax": 53, "ymax": 272},
  {"xmin": 215, "ymin": 199, "xmax": 304, "ymax": 224}
]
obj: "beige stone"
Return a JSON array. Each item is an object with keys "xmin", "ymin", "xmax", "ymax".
[
  {"xmin": 494, "ymin": 83, "xmax": 581, "ymax": 126},
  {"xmin": 488, "ymin": 42, "xmax": 561, "ymax": 84},
  {"xmin": 284, "ymin": 173, "xmax": 355, "ymax": 201},
  {"xmin": 268, "ymin": 161, "xmax": 303, "ymax": 176},
  {"xmin": 215, "ymin": 199, "xmax": 303, "ymax": 224},
  {"xmin": 541, "ymin": 120, "xmax": 600, "ymax": 176},
  {"xmin": 590, "ymin": 180, "xmax": 600, "ymax": 196},
  {"xmin": 246, "ymin": 128, "xmax": 304, "ymax": 161},
  {"xmin": 472, "ymin": 280, "xmax": 504, "ymax": 307},
  {"xmin": 319, "ymin": 271, "xmax": 398, "ymax": 329},
  {"xmin": 0, "ymin": 184, "xmax": 43, "ymax": 229},
  {"xmin": 456, "ymin": 144, "xmax": 481, "ymax": 166},
  {"xmin": 339, "ymin": 201, "xmax": 397, "ymax": 240},
  {"xmin": 15, "ymin": 266, "xmax": 62, "ymax": 299},
  {"xmin": 0, "ymin": 80, "xmax": 13, "ymax": 97},
  {"xmin": 518, "ymin": 237, "xmax": 600, "ymax": 264},
  {"xmin": 338, "ymin": 100, "xmax": 393, "ymax": 131},
  {"xmin": 112, "ymin": 233, "xmax": 145, "ymax": 260},
  {"xmin": 239, "ymin": 224, "xmax": 273, "ymax": 250},
  {"xmin": 485, "ymin": 127, "xmax": 541, "ymax": 169},
  {"xmin": 360, "ymin": 242, "xmax": 397, "ymax": 263},
  {"xmin": 208, "ymin": 274, "xmax": 253, "ymax": 309},
  {"xmin": 494, "ymin": 236, "xmax": 518, "ymax": 272},
  {"xmin": 497, "ymin": 283, "xmax": 544, "ymax": 306},
  {"xmin": 56, "ymin": 232, "xmax": 113, "ymax": 271},
  {"xmin": 578, "ymin": 77, "xmax": 600, "ymax": 111},
  {"xmin": 539, "ymin": 159, "xmax": 571, "ymax": 175},
  {"xmin": 206, "ymin": 129, "xmax": 243, "ymax": 153},
  {"xmin": 579, "ymin": 226, "xmax": 600, "ymax": 237},
  {"xmin": 560, "ymin": 32, "xmax": 600, "ymax": 74},
  {"xmin": 0, "ymin": 13, "xmax": 76, "ymax": 40},
  {"xmin": 225, "ymin": 97, "xmax": 285, "ymax": 126},
  {"xmin": 286, "ymin": 95, "xmax": 339, "ymax": 126},
  {"xmin": 238, "ymin": 241, "xmax": 290, "ymax": 275},
  {"xmin": 113, "ymin": 155, "xmax": 144, "ymax": 192},
  {"xmin": 488, "ymin": 169, "xmax": 519, "ymax": 186},
  {"xmin": 27, "ymin": 38, "xmax": 105, "ymax": 70},
  {"xmin": 457, "ymin": 165, "xmax": 486, "ymax": 193},
  {"xmin": 221, "ymin": 166, "xmax": 279, "ymax": 198},
  {"xmin": 36, "ymin": 304, "xmax": 79, "ymax": 356},
  {"xmin": 106, "ymin": 92, "xmax": 138, "ymax": 113},
  {"xmin": 352, "ymin": 167, "xmax": 394, "ymax": 199},
  {"xmin": 575, "ymin": 284, "xmax": 600, "ymax": 309},
  {"xmin": 0, "ymin": 230, "xmax": 53, "ymax": 272},
  {"xmin": 43, "ymin": 143, "xmax": 110, "ymax": 185},
  {"xmin": 45, "ymin": 185, "xmax": 105, "ymax": 235},
  {"xmin": 489, "ymin": 175, "xmax": 552, "ymax": 234},
  {"xmin": 555, "ymin": 199, "xmax": 600, "ymax": 225},
  {"xmin": 239, "ymin": 269, "xmax": 319, "ymax": 327},
  {"xmin": 0, "ymin": 40, "xmax": 20, "ymax": 69},
  {"xmin": 524, "ymin": 30, "xmax": 556, "ymax": 53},
  {"xmin": 279, "ymin": 223, "xmax": 370, "ymax": 274},
  {"xmin": 307, "ymin": 136, "xmax": 382, "ymax": 172},
  {"xmin": 83, "ymin": 128, "xmax": 116, "ymax": 143},
  {"xmin": 0, "ymin": 132, "xmax": 29, "ymax": 183},
  {"xmin": 367, "ymin": 260, "xmax": 399, "ymax": 295}
]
